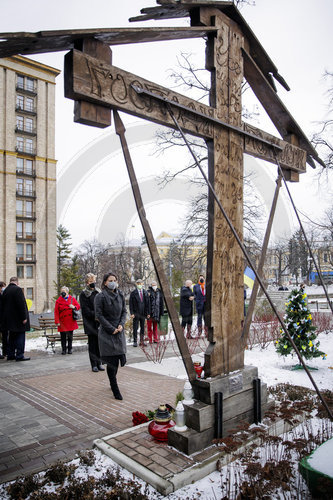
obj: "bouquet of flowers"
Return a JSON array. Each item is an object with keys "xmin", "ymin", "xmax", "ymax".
[{"xmin": 132, "ymin": 411, "xmax": 149, "ymax": 426}]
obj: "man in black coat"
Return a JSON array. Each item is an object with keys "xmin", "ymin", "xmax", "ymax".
[
  {"xmin": 0, "ymin": 281, "xmax": 7, "ymax": 358},
  {"xmin": 129, "ymin": 278, "xmax": 149, "ymax": 347},
  {"xmin": 180, "ymin": 279, "xmax": 194, "ymax": 338},
  {"xmin": 2, "ymin": 277, "xmax": 30, "ymax": 361},
  {"xmin": 79, "ymin": 273, "xmax": 104, "ymax": 372}
]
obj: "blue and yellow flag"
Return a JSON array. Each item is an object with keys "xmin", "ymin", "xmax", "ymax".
[{"xmin": 244, "ymin": 267, "xmax": 255, "ymax": 289}]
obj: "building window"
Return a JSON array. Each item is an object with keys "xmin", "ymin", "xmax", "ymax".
[
  {"xmin": 17, "ymin": 266, "xmax": 24, "ymax": 278},
  {"xmin": 26, "ymin": 97, "xmax": 34, "ymax": 112},
  {"xmin": 26, "ymin": 288, "xmax": 33, "ymax": 300},
  {"xmin": 16, "ymin": 200, "xmax": 23, "ymax": 216},
  {"xmin": 26, "ymin": 159, "xmax": 33, "ymax": 174},
  {"xmin": 26, "ymin": 201, "xmax": 33, "ymax": 217},
  {"xmin": 16, "ymin": 178, "xmax": 24, "ymax": 194},
  {"xmin": 25, "ymin": 221, "xmax": 33, "ymax": 237},
  {"xmin": 16, "ymin": 95, "xmax": 24, "ymax": 110},
  {"xmin": 26, "ymin": 179, "xmax": 33, "ymax": 195},
  {"xmin": 26, "ymin": 138, "xmax": 33, "ymax": 154},
  {"xmin": 16, "ymin": 136, "xmax": 24, "ymax": 151},
  {"xmin": 26, "ymin": 77, "xmax": 35, "ymax": 92},
  {"xmin": 16, "ymin": 243, "xmax": 24, "ymax": 261},
  {"xmin": 17, "ymin": 158, "xmax": 24, "ymax": 173},
  {"xmin": 324, "ymin": 253, "xmax": 328, "ymax": 263},
  {"xmin": 16, "ymin": 221, "xmax": 23, "ymax": 238},
  {"xmin": 26, "ymin": 243, "xmax": 33, "ymax": 260},
  {"xmin": 25, "ymin": 117, "xmax": 33, "ymax": 133},
  {"xmin": 16, "ymin": 115, "xmax": 24, "ymax": 131},
  {"xmin": 26, "ymin": 265, "xmax": 33, "ymax": 278},
  {"xmin": 17, "ymin": 75, "xmax": 24, "ymax": 90}
]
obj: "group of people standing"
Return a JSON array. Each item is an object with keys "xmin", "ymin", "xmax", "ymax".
[
  {"xmin": 180, "ymin": 274, "xmax": 207, "ymax": 337},
  {"xmin": 1, "ymin": 272, "xmax": 207, "ymax": 402},
  {"xmin": 129, "ymin": 279, "xmax": 164, "ymax": 346}
]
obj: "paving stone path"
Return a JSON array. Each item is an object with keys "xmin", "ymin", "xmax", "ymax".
[{"xmin": 0, "ymin": 344, "xmax": 184, "ymax": 484}]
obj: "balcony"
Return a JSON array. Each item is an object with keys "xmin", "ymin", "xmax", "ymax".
[
  {"xmin": 16, "ymin": 232, "xmax": 36, "ymax": 241},
  {"xmin": 16, "ymin": 82, "xmax": 37, "ymax": 96},
  {"xmin": 16, "ymin": 211, "xmax": 36, "ymax": 220},
  {"xmin": 16, "ymin": 255, "xmax": 36, "ymax": 263},
  {"xmin": 15, "ymin": 125, "xmax": 37, "ymax": 136},
  {"xmin": 16, "ymin": 189, "xmax": 36, "ymax": 198},
  {"xmin": 15, "ymin": 145, "xmax": 36, "ymax": 157},
  {"xmin": 15, "ymin": 104, "xmax": 37, "ymax": 116},
  {"xmin": 16, "ymin": 168, "xmax": 36, "ymax": 178}
]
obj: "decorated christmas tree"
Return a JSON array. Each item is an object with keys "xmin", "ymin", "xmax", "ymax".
[{"xmin": 275, "ymin": 286, "xmax": 326, "ymax": 361}]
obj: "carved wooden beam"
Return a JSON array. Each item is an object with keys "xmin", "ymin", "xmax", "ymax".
[
  {"xmin": 64, "ymin": 49, "xmax": 307, "ymax": 173},
  {"xmin": 0, "ymin": 27, "xmax": 216, "ymax": 58}
]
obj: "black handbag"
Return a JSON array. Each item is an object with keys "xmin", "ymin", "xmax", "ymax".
[{"xmin": 71, "ymin": 297, "xmax": 81, "ymax": 320}]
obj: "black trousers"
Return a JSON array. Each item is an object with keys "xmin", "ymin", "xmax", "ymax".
[
  {"xmin": 181, "ymin": 315, "xmax": 193, "ymax": 328},
  {"xmin": 132, "ymin": 316, "xmax": 145, "ymax": 342},
  {"xmin": 8, "ymin": 331, "xmax": 26, "ymax": 360},
  {"xmin": 87, "ymin": 334, "xmax": 102, "ymax": 368},
  {"xmin": 105, "ymin": 355, "xmax": 126, "ymax": 396},
  {"xmin": 1, "ymin": 330, "xmax": 8, "ymax": 356},
  {"xmin": 60, "ymin": 331, "xmax": 73, "ymax": 352}
]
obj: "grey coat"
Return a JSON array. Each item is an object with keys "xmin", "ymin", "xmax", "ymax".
[{"xmin": 94, "ymin": 288, "xmax": 127, "ymax": 357}]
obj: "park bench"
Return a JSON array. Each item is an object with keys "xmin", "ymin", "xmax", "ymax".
[{"xmin": 37, "ymin": 316, "xmax": 86, "ymax": 352}]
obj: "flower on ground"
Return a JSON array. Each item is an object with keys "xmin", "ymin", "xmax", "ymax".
[{"xmin": 132, "ymin": 411, "xmax": 149, "ymax": 426}]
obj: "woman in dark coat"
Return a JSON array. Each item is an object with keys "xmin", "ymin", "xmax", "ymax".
[
  {"xmin": 180, "ymin": 279, "xmax": 194, "ymax": 338},
  {"xmin": 79, "ymin": 273, "xmax": 104, "ymax": 373},
  {"xmin": 54, "ymin": 286, "xmax": 80, "ymax": 355},
  {"xmin": 94, "ymin": 272, "xmax": 127, "ymax": 400}
]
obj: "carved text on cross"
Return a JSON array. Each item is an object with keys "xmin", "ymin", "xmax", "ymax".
[{"xmin": 65, "ymin": 50, "xmax": 306, "ymax": 173}]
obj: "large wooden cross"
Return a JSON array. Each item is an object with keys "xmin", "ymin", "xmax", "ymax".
[
  {"xmin": 0, "ymin": 0, "xmax": 318, "ymax": 379},
  {"xmin": 62, "ymin": 1, "xmax": 322, "ymax": 378}
]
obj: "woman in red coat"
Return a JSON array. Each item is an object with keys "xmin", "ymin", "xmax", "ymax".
[{"xmin": 54, "ymin": 286, "xmax": 80, "ymax": 355}]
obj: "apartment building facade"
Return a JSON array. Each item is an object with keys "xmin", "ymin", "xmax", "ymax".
[{"xmin": 0, "ymin": 55, "xmax": 60, "ymax": 313}]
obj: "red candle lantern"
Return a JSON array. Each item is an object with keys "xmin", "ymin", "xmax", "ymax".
[
  {"xmin": 194, "ymin": 361, "xmax": 203, "ymax": 378},
  {"xmin": 148, "ymin": 404, "xmax": 175, "ymax": 441}
]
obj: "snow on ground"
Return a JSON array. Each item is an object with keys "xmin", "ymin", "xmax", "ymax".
[
  {"xmin": 128, "ymin": 332, "xmax": 333, "ymax": 391},
  {"xmin": 308, "ymin": 437, "xmax": 333, "ymax": 477},
  {"xmin": 17, "ymin": 328, "xmax": 332, "ymax": 499}
]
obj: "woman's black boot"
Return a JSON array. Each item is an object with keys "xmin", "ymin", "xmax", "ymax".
[{"xmin": 107, "ymin": 365, "xmax": 123, "ymax": 400}]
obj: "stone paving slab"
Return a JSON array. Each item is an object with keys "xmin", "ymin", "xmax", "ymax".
[
  {"xmin": 94, "ymin": 423, "xmax": 222, "ymax": 496},
  {"xmin": 94, "ymin": 413, "xmax": 307, "ymax": 496},
  {"xmin": 0, "ymin": 347, "xmax": 184, "ymax": 484}
]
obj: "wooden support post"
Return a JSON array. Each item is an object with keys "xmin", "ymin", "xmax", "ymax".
[
  {"xmin": 202, "ymin": 9, "xmax": 245, "ymax": 376},
  {"xmin": 113, "ymin": 110, "xmax": 196, "ymax": 382},
  {"xmin": 73, "ymin": 39, "xmax": 112, "ymax": 128}
]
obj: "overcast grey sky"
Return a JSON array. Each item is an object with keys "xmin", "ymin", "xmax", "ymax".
[{"xmin": 1, "ymin": 0, "xmax": 332, "ymax": 244}]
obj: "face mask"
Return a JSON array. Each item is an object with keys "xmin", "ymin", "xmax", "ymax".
[
  {"xmin": 137, "ymin": 284, "xmax": 143, "ymax": 290},
  {"xmin": 61, "ymin": 291, "xmax": 67, "ymax": 298},
  {"xmin": 152, "ymin": 286, "xmax": 157, "ymax": 291},
  {"xmin": 199, "ymin": 278, "xmax": 204, "ymax": 284},
  {"xmin": 107, "ymin": 281, "xmax": 117, "ymax": 290},
  {"xmin": 89, "ymin": 283, "xmax": 96, "ymax": 289}
]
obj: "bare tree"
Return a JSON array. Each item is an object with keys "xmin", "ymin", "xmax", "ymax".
[
  {"xmin": 155, "ymin": 52, "xmax": 264, "ymax": 252},
  {"xmin": 312, "ymin": 71, "xmax": 333, "ymax": 169},
  {"xmin": 75, "ymin": 239, "xmax": 109, "ymax": 283}
]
